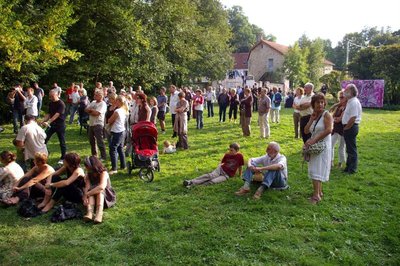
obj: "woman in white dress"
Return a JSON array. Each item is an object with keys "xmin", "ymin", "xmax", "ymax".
[{"xmin": 304, "ymin": 93, "xmax": 333, "ymax": 204}]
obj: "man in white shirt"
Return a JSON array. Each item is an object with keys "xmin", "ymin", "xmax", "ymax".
[
  {"xmin": 22, "ymin": 87, "xmax": 39, "ymax": 117},
  {"xmin": 15, "ymin": 114, "xmax": 48, "ymax": 169},
  {"xmin": 235, "ymin": 142, "xmax": 288, "ymax": 199},
  {"xmin": 342, "ymin": 84, "xmax": 362, "ymax": 174},
  {"xmin": 169, "ymin": 85, "xmax": 180, "ymax": 138},
  {"xmin": 298, "ymin": 82, "xmax": 315, "ymax": 143},
  {"xmin": 69, "ymin": 85, "xmax": 81, "ymax": 124},
  {"xmin": 205, "ymin": 86, "xmax": 215, "ymax": 117},
  {"xmin": 85, "ymin": 90, "xmax": 107, "ymax": 160}
]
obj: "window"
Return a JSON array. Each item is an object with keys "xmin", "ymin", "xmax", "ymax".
[{"xmin": 267, "ymin": 58, "xmax": 274, "ymax": 71}]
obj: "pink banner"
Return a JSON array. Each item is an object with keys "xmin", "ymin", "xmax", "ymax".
[{"xmin": 341, "ymin": 80, "xmax": 384, "ymax": 108}]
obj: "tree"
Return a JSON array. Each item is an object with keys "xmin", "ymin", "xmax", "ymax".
[
  {"xmin": 227, "ymin": 6, "xmax": 255, "ymax": 52},
  {"xmin": 188, "ymin": 0, "xmax": 233, "ymax": 82},
  {"xmin": 42, "ymin": 0, "xmax": 149, "ymax": 88},
  {"xmin": 319, "ymin": 70, "xmax": 345, "ymax": 98},
  {"xmin": 306, "ymin": 38, "xmax": 326, "ymax": 87},
  {"xmin": 0, "ymin": 0, "xmax": 81, "ymax": 88},
  {"xmin": 321, "ymin": 39, "xmax": 335, "ymax": 62},
  {"xmin": 347, "ymin": 48, "xmax": 376, "ymax": 79},
  {"xmin": 332, "ymin": 27, "xmax": 383, "ymax": 69},
  {"xmin": 371, "ymin": 45, "xmax": 400, "ymax": 104},
  {"xmin": 280, "ymin": 42, "xmax": 308, "ymax": 88},
  {"xmin": 227, "ymin": 5, "xmax": 276, "ymax": 53},
  {"xmin": 349, "ymin": 44, "xmax": 400, "ymax": 104}
]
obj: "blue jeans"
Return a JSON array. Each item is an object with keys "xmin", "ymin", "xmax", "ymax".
[
  {"xmin": 13, "ymin": 109, "xmax": 24, "ymax": 132},
  {"xmin": 207, "ymin": 101, "xmax": 214, "ymax": 117},
  {"xmin": 219, "ymin": 104, "xmax": 227, "ymax": 122},
  {"xmin": 69, "ymin": 104, "xmax": 79, "ymax": 124},
  {"xmin": 242, "ymin": 167, "xmax": 287, "ymax": 188},
  {"xmin": 37, "ymin": 101, "xmax": 42, "ymax": 118},
  {"xmin": 343, "ymin": 124, "xmax": 359, "ymax": 172},
  {"xmin": 109, "ymin": 131, "xmax": 126, "ymax": 171},
  {"xmin": 195, "ymin": 110, "xmax": 203, "ymax": 129}
]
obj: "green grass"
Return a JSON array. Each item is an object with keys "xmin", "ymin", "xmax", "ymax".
[{"xmin": 0, "ymin": 107, "xmax": 399, "ymax": 265}]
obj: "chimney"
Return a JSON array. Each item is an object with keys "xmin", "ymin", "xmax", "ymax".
[{"xmin": 256, "ymin": 33, "xmax": 263, "ymax": 42}]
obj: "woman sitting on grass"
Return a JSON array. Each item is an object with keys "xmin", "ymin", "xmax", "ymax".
[
  {"xmin": 38, "ymin": 152, "xmax": 85, "ymax": 213},
  {"xmin": 83, "ymin": 156, "xmax": 116, "ymax": 224},
  {"xmin": 4, "ymin": 152, "xmax": 54, "ymax": 206},
  {"xmin": 0, "ymin": 151, "xmax": 24, "ymax": 203}
]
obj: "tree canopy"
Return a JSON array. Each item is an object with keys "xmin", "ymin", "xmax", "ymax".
[
  {"xmin": 227, "ymin": 5, "xmax": 275, "ymax": 53},
  {"xmin": 281, "ymin": 36, "xmax": 326, "ymax": 88},
  {"xmin": 0, "ymin": 0, "xmax": 81, "ymax": 87},
  {"xmin": 1, "ymin": 0, "xmax": 234, "ymax": 90}
]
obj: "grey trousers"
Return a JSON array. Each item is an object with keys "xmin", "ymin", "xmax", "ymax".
[
  {"xmin": 190, "ymin": 165, "xmax": 229, "ymax": 185},
  {"xmin": 88, "ymin": 125, "xmax": 107, "ymax": 160}
]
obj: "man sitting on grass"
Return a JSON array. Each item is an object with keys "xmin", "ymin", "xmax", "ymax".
[
  {"xmin": 183, "ymin": 143, "xmax": 244, "ymax": 188},
  {"xmin": 235, "ymin": 141, "xmax": 288, "ymax": 199}
]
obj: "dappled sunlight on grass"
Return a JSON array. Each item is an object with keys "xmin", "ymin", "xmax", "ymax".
[{"xmin": 0, "ymin": 108, "xmax": 399, "ymax": 264}]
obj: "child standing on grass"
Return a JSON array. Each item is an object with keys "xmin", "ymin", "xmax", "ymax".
[{"xmin": 183, "ymin": 143, "xmax": 244, "ymax": 188}]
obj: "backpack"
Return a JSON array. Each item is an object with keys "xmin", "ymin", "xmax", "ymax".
[
  {"xmin": 17, "ymin": 199, "xmax": 41, "ymax": 218},
  {"xmin": 50, "ymin": 202, "xmax": 83, "ymax": 223}
]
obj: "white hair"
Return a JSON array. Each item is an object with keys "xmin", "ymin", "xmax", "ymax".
[
  {"xmin": 268, "ymin": 142, "xmax": 280, "ymax": 152},
  {"xmin": 346, "ymin": 83, "xmax": 358, "ymax": 97},
  {"xmin": 304, "ymin": 82, "xmax": 314, "ymax": 90}
]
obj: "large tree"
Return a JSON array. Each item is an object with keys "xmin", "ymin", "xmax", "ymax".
[
  {"xmin": 349, "ymin": 44, "xmax": 400, "ymax": 104},
  {"xmin": 42, "ymin": 0, "xmax": 233, "ymax": 89},
  {"xmin": 42, "ymin": 0, "xmax": 148, "ymax": 88},
  {"xmin": 280, "ymin": 42, "xmax": 308, "ymax": 88},
  {"xmin": 0, "ymin": 0, "xmax": 81, "ymax": 88},
  {"xmin": 227, "ymin": 5, "xmax": 275, "ymax": 53},
  {"xmin": 306, "ymin": 38, "xmax": 326, "ymax": 87}
]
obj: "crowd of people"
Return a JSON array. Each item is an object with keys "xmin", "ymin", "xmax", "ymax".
[{"xmin": 0, "ymin": 80, "xmax": 362, "ymax": 223}]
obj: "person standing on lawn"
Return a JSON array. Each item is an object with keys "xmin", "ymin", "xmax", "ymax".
[
  {"xmin": 258, "ymin": 88, "xmax": 271, "ymax": 138},
  {"xmin": 217, "ymin": 88, "xmax": 230, "ymax": 122},
  {"xmin": 342, "ymin": 83, "xmax": 362, "ymax": 174},
  {"xmin": 298, "ymin": 83, "xmax": 315, "ymax": 143},
  {"xmin": 304, "ymin": 93, "xmax": 333, "ymax": 204},
  {"xmin": 85, "ymin": 90, "xmax": 107, "ymax": 161},
  {"xmin": 41, "ymin": 89, "xmax": 67, "ymax": 165}
]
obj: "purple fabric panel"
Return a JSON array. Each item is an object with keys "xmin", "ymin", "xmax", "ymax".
[{"xmin": 341, "ymin": 80, "xmax": 384, "ymax": 108}]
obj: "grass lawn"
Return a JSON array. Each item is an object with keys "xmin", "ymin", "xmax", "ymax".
[{"xmin": 0, "ymin": 107, "xmax": 399, "ymax": 265}]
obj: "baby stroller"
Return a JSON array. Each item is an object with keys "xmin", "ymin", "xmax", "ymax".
[{"xmin": 127, "ymin": 121, "xmax": 160, "ymax": 182}]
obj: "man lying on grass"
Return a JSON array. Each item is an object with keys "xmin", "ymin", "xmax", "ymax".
[
  {"xmin": 235, "ymin": 142, "xmax": 288, "ymax": 199},
  {"xmin": 183, "ymin": 143, "xmax": 244, "ymax": 188}
]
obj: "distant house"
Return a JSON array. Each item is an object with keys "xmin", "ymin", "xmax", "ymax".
[
  {"xmin": 248, "ymin": 39, "xmax": 334, "ymax": 87},
  {"xmin": 323, "ymin": 59, "xmax": 335, "ymax": 75}
]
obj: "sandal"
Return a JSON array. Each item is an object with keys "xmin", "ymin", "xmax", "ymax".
[
  {"xmin": 253, "ymin": 191, "xmax": 262, "ymax": 200},
  {"xmin": 309, "ymin": 196, "xmax": 321, "ymax": 205}
]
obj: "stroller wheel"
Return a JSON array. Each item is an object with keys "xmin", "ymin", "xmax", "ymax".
[
  {"xmin": 139, "ymin": 168, "xmax": 154, "ymax": 182},
  {"xmin": 127, "ymin": 161, "xmax": 132, "ymax": 175}
]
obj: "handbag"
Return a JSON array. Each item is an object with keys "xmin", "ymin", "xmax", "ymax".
[
  {"xmin": 302, "ymin": 112, "xmax": 327, "ymax": 161},
  {"xmin": 252, "ymin": 172, "xmax": 264, "ymax": 182}
]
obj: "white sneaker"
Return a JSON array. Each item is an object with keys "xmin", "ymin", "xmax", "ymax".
[{"xmin": 109, "ymin": 170, "xmax": 118, "ymax": 175}]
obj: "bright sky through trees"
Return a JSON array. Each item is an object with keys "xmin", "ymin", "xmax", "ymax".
[{"xmin": 221, "ymin": 0, "xmax": 400, "ymax": 45}]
